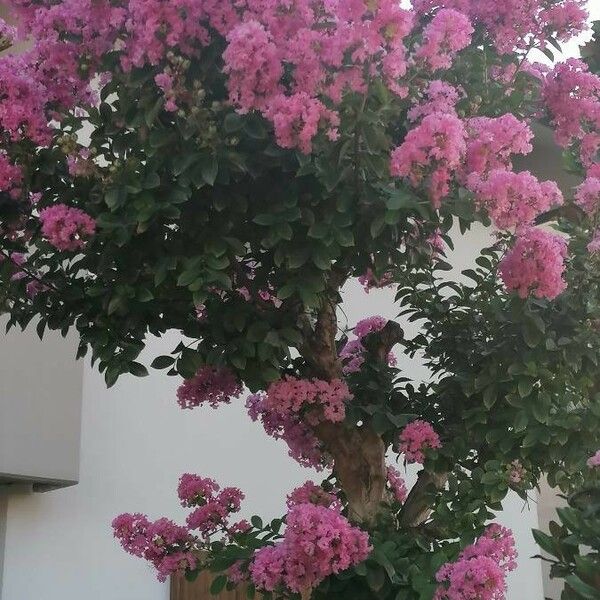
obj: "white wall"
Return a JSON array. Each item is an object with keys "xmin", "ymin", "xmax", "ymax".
[{"xmin": 1, "ymin": 225, "xmax": 543, "ymax": 600}]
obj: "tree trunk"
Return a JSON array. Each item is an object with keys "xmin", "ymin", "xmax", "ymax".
[{"xmin": 316, "ymin": 421, "xmax": 387, "ymax": 524}]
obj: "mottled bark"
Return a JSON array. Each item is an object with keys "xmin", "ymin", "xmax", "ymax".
[
  {"xmin": 316, "ymin": 421, "xmax": 387, "ymax": 524},
  {"xmin": 399, "ymin": 470, "xmax": 448, "ymax": 528}
]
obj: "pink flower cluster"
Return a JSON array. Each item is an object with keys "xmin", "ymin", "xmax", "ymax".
[
  {"xmin": 176, "ymin": 366, "xmax": 242, "ymax": 410},
  {"xmin": 414, "ymin": 9, "xmax": 473, "ymax": 71},
  {"xmin": 398, "ymin": 420, "xmax": 442, "ymax": 464},
  {"xmin": 588, "ymin": 230, "xmax": 600, "ymax": 254},
  {"xmin": 250, "ymin": 503, "xmax": 370, "ymax": 594},
  {"xmin": 575, "ymin": 177, "xmax": 600, "ymax": 216},
  {"xmin": 587, "ymin": 450, "xmax": 600, "ymax": 468},
  {"xmin": 507, "ymin": 460, "xmax": 526, "ymax": 485},
  {"xmin": 0, "ymin": 153, "xmax": 23, "ymax": 198},
  {"xmin": 186, "ymin": 484, "xmax": 244, "ymax": 537},
  {"xmin": 499, "ymin": 227, "xmax": 567, "ymax": 300},
  {"xmin": 246, "ymin": 392, "xmax": 326, "ymax": 470},
  {"xmin": 386, "ymin": 466, "xmax": 408, "ymax": 504},
  {"xmin": 408, "ymin": 80, "xmax": 461, "ymax": 122},
  {"xmin": 221, "ymin": 0, "xmax": 415, "ymax": 152},
  {"xmin": 413, "ymin": 0, "xmax": 588, "ymax": 55},
  {"xmin": 286, "ymin": 481, "xmax": 340, "ymax": 511},
  {"xmin": 358, "ymin": 268, "xmax": 394, "ymax": 293},
  {"xmin": 112, "ymin": 513, "xmax": 196, "ymax": 582},
  {"xmin": 543, "ymin": 59, "xmax": 600, "ymax": 149},
  {"xmin": 264, "ymin": 376, "xmax": 351, "ymax": 425},
  {"xmin": 434, "ymin": 524, "xmax": 517, "ymax": 600},
  {"xmin": 340, "ymin": 316, "xmax": 396, "ymax": 374},
  {"xmin": 469, "ymin": 170, "xmax": 563, "ymax": 230},
  {"xmin": 390, "ymin": 112, "xmax": 467, "ymax": 207},
  {"xmin": 38, "ymin": 203, "xmax": 96, "ymax": 251},
  {"xmin": 0, "ymin": 18, "xmax": 16, "ymax": 50},
  {"xmin": 463, "ymin": 115, "xmax": 534, "ymax": 180}
]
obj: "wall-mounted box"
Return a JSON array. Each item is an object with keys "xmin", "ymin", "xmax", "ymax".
[{"xmin": 0, "ymin": 319, "xmax": 83, "ymax": 492}]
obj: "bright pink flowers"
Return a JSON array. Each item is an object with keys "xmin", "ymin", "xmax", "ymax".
[
  {"xmin": 587, "ymin": 450, "xmax": 600, "ymax": 468},
  {"xmin": 499, "ymin": 227, "xmax": 567, "ymax": 300},
  {"xmin": 250, "ymin": 503, "xmax": 371, "ymax": 594},
  {"xmin": 434, "ymin": 524, "xmax": 517, "ymax": 600},
  {"xmin": 543, "ymin": 59, "xmax": 600, "ymax": 148},
  {"xmin": 386, "ymin": 466, "xmax": 408, "ymax": 503},
  {"xmin": 286, "ymin": 481, "xmax": 339, "ymax": 510},
  {"xmin": 176, "ymin": 366, "xmax": 242, "ymax": 409},
  {"xmin": 186, "ymin": 484, "xmax": 244, "ymax": 536},
  {"xmin": 223, "ymin": 21, "xmax": 283, "ymax": 114},
  {"xmin": 340, "ymin": 316, "xmax": 396, "ymax": 374},
  {"xmin": 246, "ymin": 391, "xmax": 326, "ymax": 469},
  {"xmin": 0, "ymin": 153, "xmax": 23, "ymax": 198},
  {"xmin": 463, "ymin": 115, "xmax": 534, "ymax": 179},
  {"xmin": 414, "ymin": 9, "xmax": 473, "ymax": 71},
  {"xmin": 575, "ymin": 177, "xmax": 600, "ymax": 216},
  {"xmin": 112, "ymin": 514, "xmax": 196, "ymax": 582},
  {"xmin": 399, "ymin": 420, "xmax": 442, "ymax": 464},
  {"xmin": 265, "ymin": 377, "xmax": 351, "ymax": 425},
  {"xmin": 390, "ymin": 113, "xmax": 467, "ymax": 207},
  {"xmin": 413, "ymin": 0, "xmax": 588, "ymax": 55},
  {"xmin": 39, "ymin": 204, "xmax": 96, "ymax": 251},
  {"xmin": 470, "ymin": 170, "xmax": 563, "ymax": 230}
]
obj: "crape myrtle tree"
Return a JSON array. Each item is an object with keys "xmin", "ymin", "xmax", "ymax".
[{"xmin": 1, "ymin": 0, "xmax": 600, "ymax": 597}]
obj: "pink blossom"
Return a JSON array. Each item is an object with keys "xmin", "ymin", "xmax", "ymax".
[
  {"xmin": 434, "ymin": 524, "xmax": 517, "ymax": 600},
  {"xmin": 399, "ymin": 420, "xmax": 442, "ymax": 464},
  {"xmin": 340, "ymin": 316, "xmax": 396, "ymax": 374},
  {"xmin": 223, "ymin": 20, "xmax": 283, "ymax": 114},
  {"xmin": 575, "ymin": 177, "xmax": 600, "ymax": 216},
  {"xmin": 176, "ymin": 366, "xmax": 242, "ymax": 409},
  {"xmin": 507, "ymin": 460, "xmax": 526, "ymax": 485},
  {"xmin": 390, "ymin": 112, "xmax": 467, "ymax": 207},
  {"xmin": 265, "ymin": 377, "xmax": 351, "ymax": 424},
  {"xmin": 413, "ymin": 0, "xmax": 588, "ymax": 55},
  {"xmin": 112, "ymin": 513, "xmax": 195, "ymax": 582},
  {"xmin": 246, "ymin": 392, "xmax": 327, "ymax": 470},
  {"xmin": 265, "ymin": 92, "xmax": 339, "ymax": 154},
  {"xmin": 543, "ymin": 59, "xmax": 600, "ymax": 147},
  {"xmin": 0, "ymin": 18, "xmax": 17, "ymax": 50},
  {"xmin": 358, "ymin": 268, "xmax": 394, "ymax": 293},
  {"xmin": 588, "ymin": 230, "xmax": 600, "ymax": 254},
  {"xmin": 386, "ymin": 466, "xmax": 408, "ymax": 503},
  {"xmin": 250, "ymin": 504, "xmax": 370, "ymax": 594},
  {"xmin": 286, "ymin": 482, "xmax": 340, "ymax": 510},
  {"xmin": 414, "ymin": 9, "xmax": 473, "ymax": 71},
  {"xmin": 39, "ymin": 204, "xmax": 96, "ymax": 251},
  {"xmin": 181, "ymin": 476, "xmax": 244, "ymax": 537},
  {"xmin": 0, "ymin": 153, "xmax": 23, "ymax": 198},
  {"xmin": 587, "ymin": 450, "xmax": 600, "ymax": 468},
  {"xmin": 463, "ymin": 115, "xmax": 533, "ymax": 179},
  {"xmin": 469, "ymin": 169, "xmax": 563, "ymax": 230},
  {"xmin": 408, "ymin": 80, "xmax": 461, "ymax": 122},
  {"xmin": 499, "ymin": 227, "xmax": 567, "ymax": 300},
  {"xmin": 177, "ymin": 474, "xmax": 219, "ymax": 507}
]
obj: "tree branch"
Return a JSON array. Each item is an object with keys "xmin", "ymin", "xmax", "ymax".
[{"xmin": 399, "ymin": 470, "xmax": 448, "ymax": 528}]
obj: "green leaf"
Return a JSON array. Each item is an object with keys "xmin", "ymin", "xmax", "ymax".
[
  {"xmin": 210, "ymin": 575, "xmax": 227, "ymax": 595},
  {"xmin": 129, "ymin": 362, "xmax": 149, "ymax": 377},
  {"xmin": 201, "ymin": 155, "xmax": 219, "ymax": 186},
  {"xmin": 366, "ymin": 566, "xmax": 386, "ymax": 592},
  {"xmin": 565, "ymin": 575, "xmax": 600, "ymax": 599},
  {"xmin": 250, "ymin": 516, "xmax": 263, "ymax": 529},
  {"xmin": 151, "ymin": 355, "xmax": 175, "ymax": 369},
  {"xmin": 223, "ymin": 112, "xmax": 244, "ymax": 133},
  {"xmin": 532, "ymin": 529, "xmax": 555, "ymax": 556}
]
